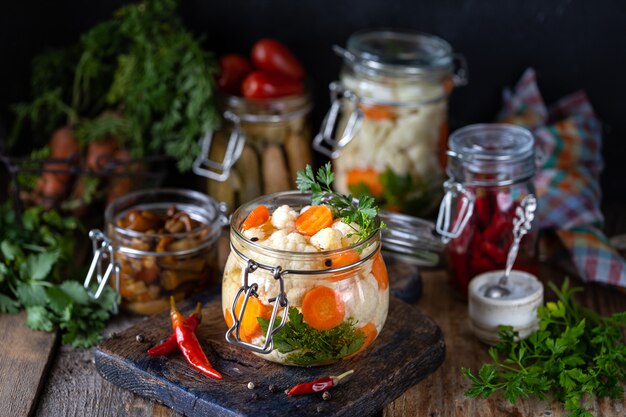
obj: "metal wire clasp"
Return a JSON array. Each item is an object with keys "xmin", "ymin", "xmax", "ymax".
[
  {"xmin": 313, "ymin": 81, "xmax": 363, "ymax": 159},
  {"xmin": 192, "ymin": 111, "xmax": 246, "ymax": 182},
  {"xmin": 435, "ymin": 180, "xmax": 475, "ymax": 244},
  {"xmin": 225, "ymin": 260, "xmax": 289, "ymax": 354},
  {"xmin": 83, "ymin": 229, "xmax": 121, "ymax": 313}
]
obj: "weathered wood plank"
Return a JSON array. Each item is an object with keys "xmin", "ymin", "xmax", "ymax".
[
  {"xmin": 0, "ymin": 311, "xmax": 58, "ymax": 417},
  {"xmin": 383, "ymin": 267, "xmax": 626, "ymax": 417},
  {"xmin": 35, "ymin": 315, "xmax": 181, "ymax": 417},
  {"xmin": 94, "ymin": 294, "xmax": 444, "ymax": 417}
]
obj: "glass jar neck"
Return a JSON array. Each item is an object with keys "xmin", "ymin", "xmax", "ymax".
[
  {"xmin": 446, "ymin": 124, "xmax": 536, "ymax": 187},
  {"xmin": 105, "ymin": 188, "xmax": 225, "ymax": 256},
  {"xmin": 230, "ymin": 191, "xmax": 381, "ymax": 272},
  {"xmin": 219, "ymin": 89, "xmax": 312, "ymax": 124}
]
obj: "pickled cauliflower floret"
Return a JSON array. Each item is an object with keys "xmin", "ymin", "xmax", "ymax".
[
  {"xmin": 332, "ymin": 221, "xmax": 360, "ymax": 246},
  {"xmin": 310, "ymin": 228, "xmax": 344, "ymax": 251},
  {"xmin": 266, "ymin": 230, "xmax": 316, "ymax": 252},
  {"xmin": 270, "ymin": 205, "xmax": 298, "ymax": 231},
  {"xmin": 243, "ymin": 221, "xmax": 274, "ymax": 241}
]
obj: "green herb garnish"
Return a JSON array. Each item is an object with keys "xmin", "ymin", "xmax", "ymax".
[
  {"xmin": 258, "ymin": 307, "xmax": 364, "ymax": 366},
  {"xmin": 0, "ymin": 203, "xmax": 118, "ymax": 347},
  {"xmin": 297, "ymin": 163, "xmax": 385, "ymax": 241},
  {"xmin": 462, "ymin": 279, "xmax": 626, "ymax": 417}
]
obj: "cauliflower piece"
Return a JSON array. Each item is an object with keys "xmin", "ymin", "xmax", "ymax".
[
  {"xmin": 286, "ymin": 286, "xmax": 307, "ymax": 308},
  {"xmin": 310, "ymin": 228, "xmax": 344, "ymax": 251},
  {"xmin": 271, "ymin": 205, "xmax": 298, "ymax": 232},
  {"xmin": 243, "ymin": 221, "xmax": 274, "ymax": 241},
  {"xmin": 332, "ymin": 221, "xmax": 360, "ymax": 246},
  {"xmin": 265, "ymin": 230, "xmax": 316, "ymax": 253},
  {"xmin": 344, "ymin": 273, "xmax": 379, "ymax": 325}
]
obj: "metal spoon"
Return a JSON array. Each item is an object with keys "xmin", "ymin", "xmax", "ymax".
[{"xmin": 483, "ymin": 195, "xmax": 537, "ymax": 299}]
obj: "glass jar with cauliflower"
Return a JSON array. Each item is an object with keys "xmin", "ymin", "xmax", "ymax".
[
  {"xmin": 315, "ymin": 29, "xmax": 467, "ymax": 217},
  {"xmin": 222, "ymin": 191, "xmax": 388, "ymax": 366}
]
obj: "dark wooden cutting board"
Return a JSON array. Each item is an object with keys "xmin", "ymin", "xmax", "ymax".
[{"xmin": 95, "ymin": 293, "xmax": 445, "ymax": 417}]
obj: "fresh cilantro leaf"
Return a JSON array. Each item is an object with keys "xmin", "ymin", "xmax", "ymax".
[
  {"xmin": 59, "ymin": 281, "xmax": 92, "ymax": 305},
  {"xmin": 462, "ymin": 279, "xmax": 626, "ymax": 416},
  {"xmin": 15, "ymin": 282, "xmax": 49, "ymax": 306},
  {"xmin": 0, "ymin": 293, "xmax": 20, "ymax": 313},
  {"xmin": 26, "ymin": 305, "xmax": 55, "ymax": 332},
  {"xmin": 25, "ymin": 251, "xmax": 59, "ymax": 280},
  {"xmin": 259, "ymin": 307, "xmax": 364, "ymax": 366},
  {"xmin": 0, "ymin": 202, "xmax": 112, "ymax": 347},
  {"xmin": 1, "ymin": 240, "xmax": 21, "ymax": 261}
]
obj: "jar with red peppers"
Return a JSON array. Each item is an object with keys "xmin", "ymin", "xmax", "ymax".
[{"xmin": 435, "ymin": 124, "xmax": 539, "ymax": 296}]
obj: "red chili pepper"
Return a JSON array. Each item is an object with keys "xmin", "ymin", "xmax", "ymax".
[
  {"xmin": 287, "ymin": 370, "xmax": 354, "ymax": 396},
  {"xmin": 147, "ymin": 302, "xmax": 203, "ymax": 357},
  {"xmin": 170, "ymin": 297, "xmax": 222, "ymax": 380},
  {"xmin": 473, "ymin": 191, "xmax": 492, "ymax": 228}
]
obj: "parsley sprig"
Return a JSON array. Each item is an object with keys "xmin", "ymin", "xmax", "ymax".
[
  {"xmin": 258, "ymin": 307, "xmax": 364, "ymax": 366},
  {"xmin": 462, "ymin": 279, "xmax": 626, "ymax": 417},
  {"xmin": 0, "ymin": 203, "xmax": 117, "ymax": 347},
  {"xmin": 297, "ymin": 163, "xmax": 385, "ymax": 242}
]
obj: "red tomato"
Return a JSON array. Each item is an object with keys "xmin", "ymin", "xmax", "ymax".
[
  {"xmin": 217, "ymin": 53, "xmax": 253, "ymax": 95},
  {"xmin": 242, "ymin": 71, "xmax": 304, "ymax": 99},
  {"xmin": 251, "ymin": 39, "xmax": 305, "ymax": 79}
]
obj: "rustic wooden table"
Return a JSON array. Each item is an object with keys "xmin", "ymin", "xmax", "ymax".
[{"xmin": 2, "ymin": 213, "xmax": 626, "ymax": 416}]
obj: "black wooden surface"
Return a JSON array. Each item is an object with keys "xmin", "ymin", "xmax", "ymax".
[{"xmin": 95, "ymin": 294, "xmax": 444, "ymax": 417}]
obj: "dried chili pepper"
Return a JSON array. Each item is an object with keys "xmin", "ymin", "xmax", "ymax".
[
  {"xmin": 147, "ymin": 302, "xmax": 202, "ymax": 357},
  {"xmin": 170, "ymin": 297, "xmax": 222, "ymax": 379},
  {"xmin": 286, "ymin": 370, "xmax": 354, "ymax": 396}
]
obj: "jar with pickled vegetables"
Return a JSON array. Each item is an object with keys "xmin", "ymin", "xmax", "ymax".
[
  {"xmin": 85, "ymin": 189, "xmax": 227, "ymax": 315},
  {"xmin": 314, "ymin": 29, "xmax": 467, "ymax": 217},
  {"xmin": 193, "ymin": 90, "xmax": 312, "ymax": 211},
  {"xmin": 435, "ymin": 124, "xmax": 539, "ymax": 296},
  {"xmin": 222, "ymin": 191, "xmax": 389, "ymax": 366}
]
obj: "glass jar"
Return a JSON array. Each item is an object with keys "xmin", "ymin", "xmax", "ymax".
[
  {"xmin": 436, "ymin": 124, "xmax": 539, "ymax": 296},
  {"xmin": 193, "ymin": 90, "xmax": 313, "ymax": 211},
  {"xmin": 314, "ymin": 29, "xmax": 467, "ymax": 217},
  {"xmin": 222, "ymin": 191, "xmax": 389, "ymax": 366},
  {"xmin": 84, "ymin": 189, "xmax": 227, "ymax": 315}
]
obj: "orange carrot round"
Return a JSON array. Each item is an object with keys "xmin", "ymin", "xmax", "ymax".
[
  {"xmin": 295, "ymin": 205, "xmax": 333, "ymax": 236},
  {"xmin": 301, "ymin": 286, "xmax": 345, "ymax": 331},
  {"xmin": 326, "ymin": 250, "xmax": 361, "ymax": 282},
  {"xmin": 346, "ymin": 322, "xmax": 378, "ymax": 359},
  {"xmin": 242, "ymin": 205, "xmax": 269, "ymax": 230},
  {"xmin": 371, "ymin": 252, "xmax": 389, "ymax": 290},
  {"xmin": 225, "ymin": 296, "xmax": 269, "ymax": 342},
  {"xmin": 346, "ymin": 168, "xmax": 383, "ymax": 197}
]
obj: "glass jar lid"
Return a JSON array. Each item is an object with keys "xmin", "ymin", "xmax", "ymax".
[
  {"xmin": 341, "ymin": 29, "xmax": 454, "ymax": 78},
  {"xmin": 447, "ymin": 124, "xmax": 536, "ymax": 186}
]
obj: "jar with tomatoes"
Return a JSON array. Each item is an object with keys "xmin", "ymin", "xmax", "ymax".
[
  {"xmin": 314, "ymin": 29, "xmax": 467, "ymax": 217},
  {"xmin": 193, "ymin": 40, "xmax": 312, "ymax": 211},
  {"xmin": 435, "ymin": 124, "xmax": 539, "ymax": 296}
]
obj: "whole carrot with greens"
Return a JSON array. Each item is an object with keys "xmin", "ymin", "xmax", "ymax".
[{"xmin": 170, "ymin": 297, "xmax": 222, "ymax": 379}]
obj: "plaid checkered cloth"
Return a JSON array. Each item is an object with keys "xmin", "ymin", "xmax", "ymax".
[{"xmin": 497, "ymin": 68, "xmax": 626, "ymax": 287}]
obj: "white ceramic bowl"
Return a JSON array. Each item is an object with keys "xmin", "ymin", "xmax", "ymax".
[{"xmin": 468, "ymin": 270, "xmax": 543, "ymax": 345}]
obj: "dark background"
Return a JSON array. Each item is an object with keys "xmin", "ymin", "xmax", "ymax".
[{"xmin": 1, "ymin": 0, "xmax": 625, "ymax": 202}]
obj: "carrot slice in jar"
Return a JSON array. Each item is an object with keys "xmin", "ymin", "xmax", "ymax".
[
  {"xmin": 371, "ymin": 252, "xmax": 388, "ymax": 290},
  {"xmin": 295, "ymin": 205, "xmax": 333, "ymax": 236},
  {"xmin": 326, "ymin": 250, "xmax": 361, "ymax": 282},
  {"xmin": 346, "ymin": 168, "xmax": 383, "ymax": 197},
  {"xmin": 301, "ymin": 286, "xmax": 345, "ymax": 331},
  {"xmin": 346, "ymin": 322, "xmax": 378, "ymax": 359},
  {"xmin": 225, "ymin": 296, "xmax": 269, "ymax": 342},
  {"xmin": 242, "ymin": 205, "xmax": 269, "ymax": 230}
]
